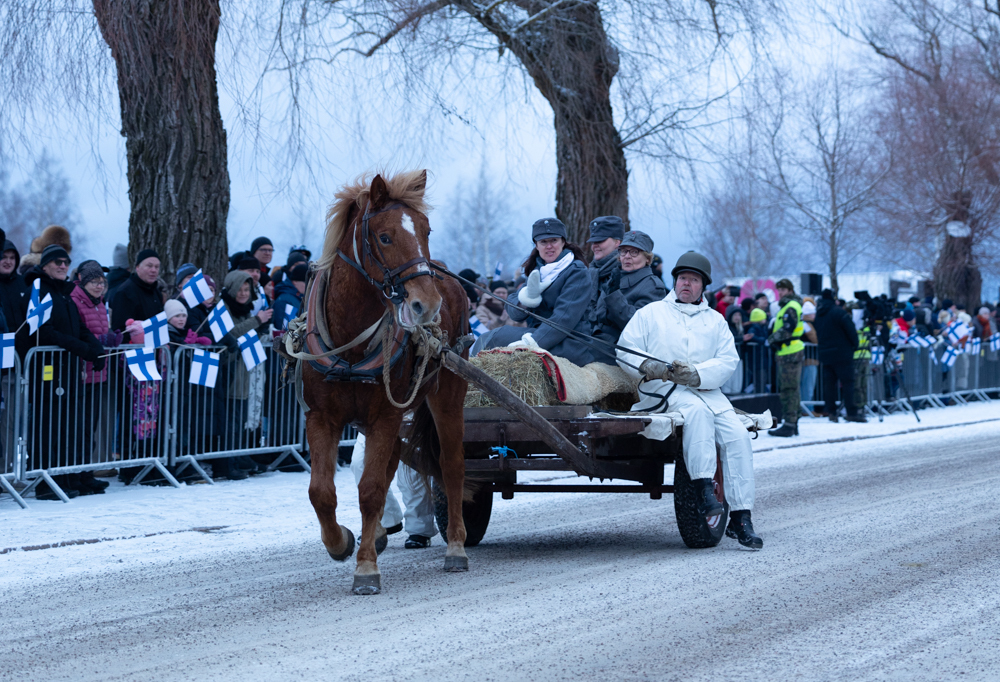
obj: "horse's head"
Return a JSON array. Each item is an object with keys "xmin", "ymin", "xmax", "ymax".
[{"xmin": 359, "ymin": 172, "xmax": 441, "ymax": 329}]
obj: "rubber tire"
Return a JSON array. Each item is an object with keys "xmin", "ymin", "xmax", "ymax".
[
  {"xmin": 673, "ymin": 447, "xmax": 729, "ymax": 549},
  {"xmin": 432, "ymin": 479, "xmax": 493, "ymax": 547}
]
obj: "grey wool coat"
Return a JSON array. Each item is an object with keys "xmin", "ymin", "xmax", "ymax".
[
  {"xmin": 590, "ymin": 265, "xmax": 667, "ymax": 363},
  {"xmin": 479, "ymin": 249, "xmax": 596, "ymax": 366}
]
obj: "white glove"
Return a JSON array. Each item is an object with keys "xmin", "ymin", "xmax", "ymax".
[
  {"xmin": 506, "ymin": 333, "xmax": 541, "ymax": 351},
  {"xmin": 519, "ymin": 270, "xmax": 543, "ymax": 308}
]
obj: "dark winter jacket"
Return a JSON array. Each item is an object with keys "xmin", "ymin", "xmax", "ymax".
[
  {"xmin": 271, "ymin": 280, "xmax": 303, "ymax": 331},
  {"xmin": 505, "ymin": 249, "xmax": 596, "ymax": 366},
  {"xmin": 589, "ymin": 251, "xmax": 620, "ymax": 301},
  {"xmin": 0, "ymin": 240, "xmax": 27, "ymax": 332},
  {"xmin": 813, "ymin": 297, "xmax": 859, "ymax": 365},
  {"xmin": 111, "ymin": 272, "xmax": 163, "ymax": 342},
  {"xmin": 590, "ymin": 265, "xmax": 666, "ymax": 363},
  {"xmin": 106, "ymin": 266, "xmax": 130, "ymax": 304},
  {"xmin": 18, "ymin": 268, "xmax": 104, "ymax": 371}
]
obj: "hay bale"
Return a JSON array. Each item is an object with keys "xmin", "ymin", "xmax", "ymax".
[{"xmin": 463, "ymin": 350, "xmax": 558, "ymax": 407}]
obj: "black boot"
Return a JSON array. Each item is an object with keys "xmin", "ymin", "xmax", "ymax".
[
  {"xmin": 404, "ymin": 534, "xmax": 432, "ymax": 549},
  {"xmin": 828, "ymin": 414, "xmax": 839, "ymax": 423},
  {"xmin": 35, "ymin": 479, "xmax": 79, "ymax": 501},
  {"xmin": 78, "ymin": 471, "xmax": 108, "ymax": 495},
  {"xmin": 845, "ymin": 413, "xmax": 867, "ymax": 423},
  {"xmin": 216, "ymin": 458, "xmax": 248, "ymax": 481},
  {"xmin": 694, "ymin": 478, "xmax": 725, "ymax": 517},
  {"xmin": 726, "ymin": 510, "xmax": 763, "ymax": 549},
  {"xmin": 768, "ymin": 422, "xmax": 798, "ymax": 437}
]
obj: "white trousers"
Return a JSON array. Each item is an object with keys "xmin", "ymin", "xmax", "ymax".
[
  {"xmin": 679, "ymin": 404, "xmax": 755, "ymax": 511},
  {"xmin": 351, "ymin": 433, "xmax": 437, "ymax": 537}
]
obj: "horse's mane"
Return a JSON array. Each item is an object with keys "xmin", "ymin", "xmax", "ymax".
[{"xmin": 316, "ymin": 170, "xmax": 432, "ymax": 271}]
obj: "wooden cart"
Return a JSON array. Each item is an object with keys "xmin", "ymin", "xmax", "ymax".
[{"xmin": 427, "ymin": 352, "xmax": 732, "ymax": 549}]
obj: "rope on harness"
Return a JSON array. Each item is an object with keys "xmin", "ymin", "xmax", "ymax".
[{"xmin": 380, "ymin": 316, "xmax": 444, "ymax": 409}]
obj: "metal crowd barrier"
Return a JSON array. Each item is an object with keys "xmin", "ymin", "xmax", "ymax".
[
  {"xmin": 0, "ymin": 357, "xmax": 26, "ymax": 508},
  {"xmin": 169, "ymin": 341, "xmax": 309, "ymax": 482}
]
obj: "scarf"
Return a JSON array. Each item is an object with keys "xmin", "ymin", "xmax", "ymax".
[{"xmin": 537, "ymin": 250, "xmax": 575, "ymax": 289}]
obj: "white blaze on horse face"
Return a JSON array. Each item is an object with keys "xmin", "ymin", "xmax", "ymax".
[
  {"xmin": 401, "ymin": 211, "xmax": 429, "ymax": 260},
  {"xmin": 400, "ymin": 213, "xmax": 415, "ymax": 236}
]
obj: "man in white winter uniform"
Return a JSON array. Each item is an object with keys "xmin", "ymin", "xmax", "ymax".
[
  {"xmin": 351, "ymin": 433, "xmax": 437, "ymax": 548},
  {"xmin": 616, "ymin": 251, "xmax": 763, "ymax": 549}
]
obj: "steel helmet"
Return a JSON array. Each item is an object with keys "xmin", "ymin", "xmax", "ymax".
[{"xmin": 671, "ymin": 250, "xmax": 712, "ymax": 286}]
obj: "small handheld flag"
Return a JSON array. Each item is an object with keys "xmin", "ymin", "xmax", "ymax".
[
  {"xmin": 941, "ymin": 345, "xmax": 958, "ymax": 368},
  {"xmin": 237, "ymin": 329, "xmax": 267, "ymax": 370},
  {"xmin": 26, "ymin": 280, "xmax": 53, "ymax": 334},
  {"xmin": 181, "ymin": 269, "xmax": 214, "ymax": 307},
  {"xmin": 870, "ymin": 346, "xmax": 885, "ymax": 366},
  {"xmin": 494, "ymin": 261, "xmax": 503, "ymax": 279},
  {"xmin": 990, "ymin": 332, "xmax": 1000, "ymax": 352},
  {"xmin": 188, "ymin": 349, "xmax": 220, "ymax": 388},
  {"xmin": 208, "ymin": 301, "xmax": 235, "ymax": 342},
  {"xmin": 285, "ymin": 303, "xmax": 299, "ymax": 322},
  {"xmin": 125, "ymin": 348, "xmax": 162, "ymax": 381},
  {"xmin": 1, "ymin": 333, "xmax": 15, "ymax": 369},
  {"xmin": 967, "ymin": 337, "xmax": 981, "ymax": 355},
  {"xmin": 142, "ymin": 312, "xmax": 170, "ymax": 349},
  {"xmin": 469, "ymin": 314, "xmax": 489, "ymax": 339},
  {"xmin": 908, "ymin": 334, "xmax": 931, "ymax": 349},
  {"xmin": 946, "ymin": 321, "xmax": 971, "ymax": 345}
]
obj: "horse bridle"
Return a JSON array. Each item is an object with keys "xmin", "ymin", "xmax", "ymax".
[{"xmin": 335, "ymin": 201, "xmax": 436, "ymax": 305}]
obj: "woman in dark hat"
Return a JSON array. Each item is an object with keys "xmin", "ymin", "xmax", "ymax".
[{"xmin": 475, "ymin": 218, "xmax": 595, "ymax": 366}]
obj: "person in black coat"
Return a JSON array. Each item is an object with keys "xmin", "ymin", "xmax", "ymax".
[
  {"xmin": 0, "ymin": 239, "xmax": 27, "ymax": 332},
  {"xmin": 590, "ymin": 230, "xmax": 667, "ymax": 364},
  {"xmin": 110, "ymin": 248, "xmax": 163, "ymax": 342},
  {"xmin": 18, "ymin": 245, "xmax": 106, "ymax": 499},
  {"xmin": 477, "ymin": 218, "xmax": 596, "ymax": 366},
  {"xmin": 813, "ymin": 289, "xmax": 863, "ymax": 422}
]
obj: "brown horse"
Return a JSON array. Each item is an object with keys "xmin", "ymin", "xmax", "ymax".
[{"xmin": 302, "ymin": 170, "xmax": 469, "ymax": 594}]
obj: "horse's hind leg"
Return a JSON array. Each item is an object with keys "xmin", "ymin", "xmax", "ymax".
[
  {"xmin": 428, "ymin": 373, "xmax": 469, "ymax": 571},
  {"xmin": 353, "ymin": 416, "xmax": 403, "ymax": 595},
  {"xmin": 306, "ymin": 413, "xmax": 354, "ymax": 561}
]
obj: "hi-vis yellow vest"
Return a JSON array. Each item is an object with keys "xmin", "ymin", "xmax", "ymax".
[
  {"xmin": 774, "ymin": 299, "xmax": 804, "ymax": 356},
  {"xmin": 855, "ymin": 326, "xmax": 871, "ymax": 360}
]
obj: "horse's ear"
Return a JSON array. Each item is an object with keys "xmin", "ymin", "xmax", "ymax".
[
  {"xmin": 369, "ymin": 174, "xmax": 389, "ymax": 209},
  {"xmin": 412, "ymin": 170, "xmax": 427, "ymax": 194}
]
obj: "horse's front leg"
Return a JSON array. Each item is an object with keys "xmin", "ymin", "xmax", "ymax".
[
  {"xmin": 428, "ymin": 373, "xmax": 468, "ymax": 571},
  {"xmin": 306, "ymin": 413, "xmax": 354, "ymax": 561},
  {"xmin": 353, "ymin": 415, "xmax": 403, "ymax": 594}
]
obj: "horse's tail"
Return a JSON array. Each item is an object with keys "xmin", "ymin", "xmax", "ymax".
[{"xmin": 400, "ymin": 402, "xmax": 476, "ymax": 502}]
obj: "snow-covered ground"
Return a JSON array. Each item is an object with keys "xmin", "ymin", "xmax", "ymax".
[{"xmin": 1, "ymin": 402, "xmax": 999, "ymax": 681}]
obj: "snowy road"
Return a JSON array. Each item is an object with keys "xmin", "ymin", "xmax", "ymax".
[{"xmin": 2, "ymin": 415, "xmax": 1000, "ymax": 681}]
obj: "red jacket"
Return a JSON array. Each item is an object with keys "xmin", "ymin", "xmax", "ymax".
[{"xmin": 70, "ymin": 284, "xmax": 109, "ymax": 383}]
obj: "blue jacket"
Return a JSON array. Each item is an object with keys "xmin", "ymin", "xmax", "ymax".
[
  {"xmin": 506, "ymin": 249, "xmax": 595, "ymax": 366},
  {"xmin": 271, "ymin": 280, "xmax": 303, "ymax": 331}
]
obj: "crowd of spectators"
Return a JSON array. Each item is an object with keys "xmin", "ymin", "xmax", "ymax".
[{"xmin": 0, "ymin": 224, "xmax": 315, "ymax": 499}]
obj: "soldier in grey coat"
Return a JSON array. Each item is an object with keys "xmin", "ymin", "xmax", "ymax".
[
  {"xmin": 476, "ymin": 218, "xmax": 596, "ymax": 366},
  {"xmin": 591, "ymin": 231, "xmax": 668, "ymax": 363},
  {"xmin": 587, "ymin": 215, "xmax": 625, "ymax": 298}
]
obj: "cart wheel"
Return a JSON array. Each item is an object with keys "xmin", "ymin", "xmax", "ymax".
[
  {"xmin": 432, "ymin": 479, "xmax": 494, "ymax": 547},
  {"xmin": 673, "ymin": 447, "xmax": 729, "ymax": 549}
]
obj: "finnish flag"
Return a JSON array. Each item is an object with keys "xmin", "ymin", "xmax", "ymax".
[
  {"xmin": 285, "ymin": 303, "xmax": 299, "ymax": 321},
  {"xmin": 991, "ymin": 332, "xmax": 1000, "ymax": 352},
  {"xmin": 909, "ymin": 334, "xmax": 931, "ymax": 349},
  {"xmin": 125, "ymin": 348, "xmax": 162, "ymax": 381},
  {"xmin": 26, "ymin": 280, "xmax": 53, "ymax": 334},
  {"xmin": 208, "ymin": 300, "xmax": 235, "ymax": 342},
  {"xmin": 870, "ymin": 346, "xmax": 884, "ymax": 366},
  {"xmin": 941, "ymin": 345, "xmax": 958, "ymax": 368},
  {"xmin": 189, "ymin": 349, "xmax": 220, "ymax": 388},
  {"xmin": 946, "ymin": 321, "xmax": 971, "ymax": 345},
  {"xmin": 967, "ymin": 337, "xmax": 981, "ymax": 355},
  {"xmin": 142, "ymin": 312, "xmax": 171, "ymax": 349},
  {"xmin": 1, "ymin": 332, "xmax": 15, "ymax": 369},
  {"xmin": 469, "ymin": 314, "xmax": 489, "ymax": 339},
  {"xmin": 181, "ymin": 269, "xmax": 214, "ymax": 307},
  {"xmin": 494, "ymin": 261, "xmax": 503, "ymax": 279},
  {"xmin": 238, "ymin": 329, "xmax": 267, "ymax": 370}
]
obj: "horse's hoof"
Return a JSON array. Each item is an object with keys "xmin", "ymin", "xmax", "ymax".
[
  {"xmin": 444, "ymin": 555, "xmax": 469, "ymax": 572},
  {"xmin": 375, "ymin": 531, "xmax": 388, "ymax": 555},
  {"xmin": 352, "ymin": 573, "xmax": 381, "ymax": 595},
  {"xmin": 327, "ymin": 526, "xmax": 355, "ymax": 562}
]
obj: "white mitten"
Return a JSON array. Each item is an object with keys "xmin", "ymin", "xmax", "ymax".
[
  {"xmin": 506, "ymin": 333, "xmax": 541, "ymax": 351},
  {"xmin": 519, "ymin": 270, "xmax": 543, "ymax": 308}
]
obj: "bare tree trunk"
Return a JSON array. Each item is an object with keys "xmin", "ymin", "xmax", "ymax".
[
  {"xmin": 934, "ymin": 232, "xmax": 982, "ymax": 310},
  {"xmin": 93, "ymin": 0, "xmax": 230, "ymax": 286},
  {"xmin": 469, "ymin": 1, "xmax": 628, "ymax": 249}
]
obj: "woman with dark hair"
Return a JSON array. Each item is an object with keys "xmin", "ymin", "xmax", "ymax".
[{"xmin": 475, "ymin": 218, "xmax": 596, "ymax": 366}]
